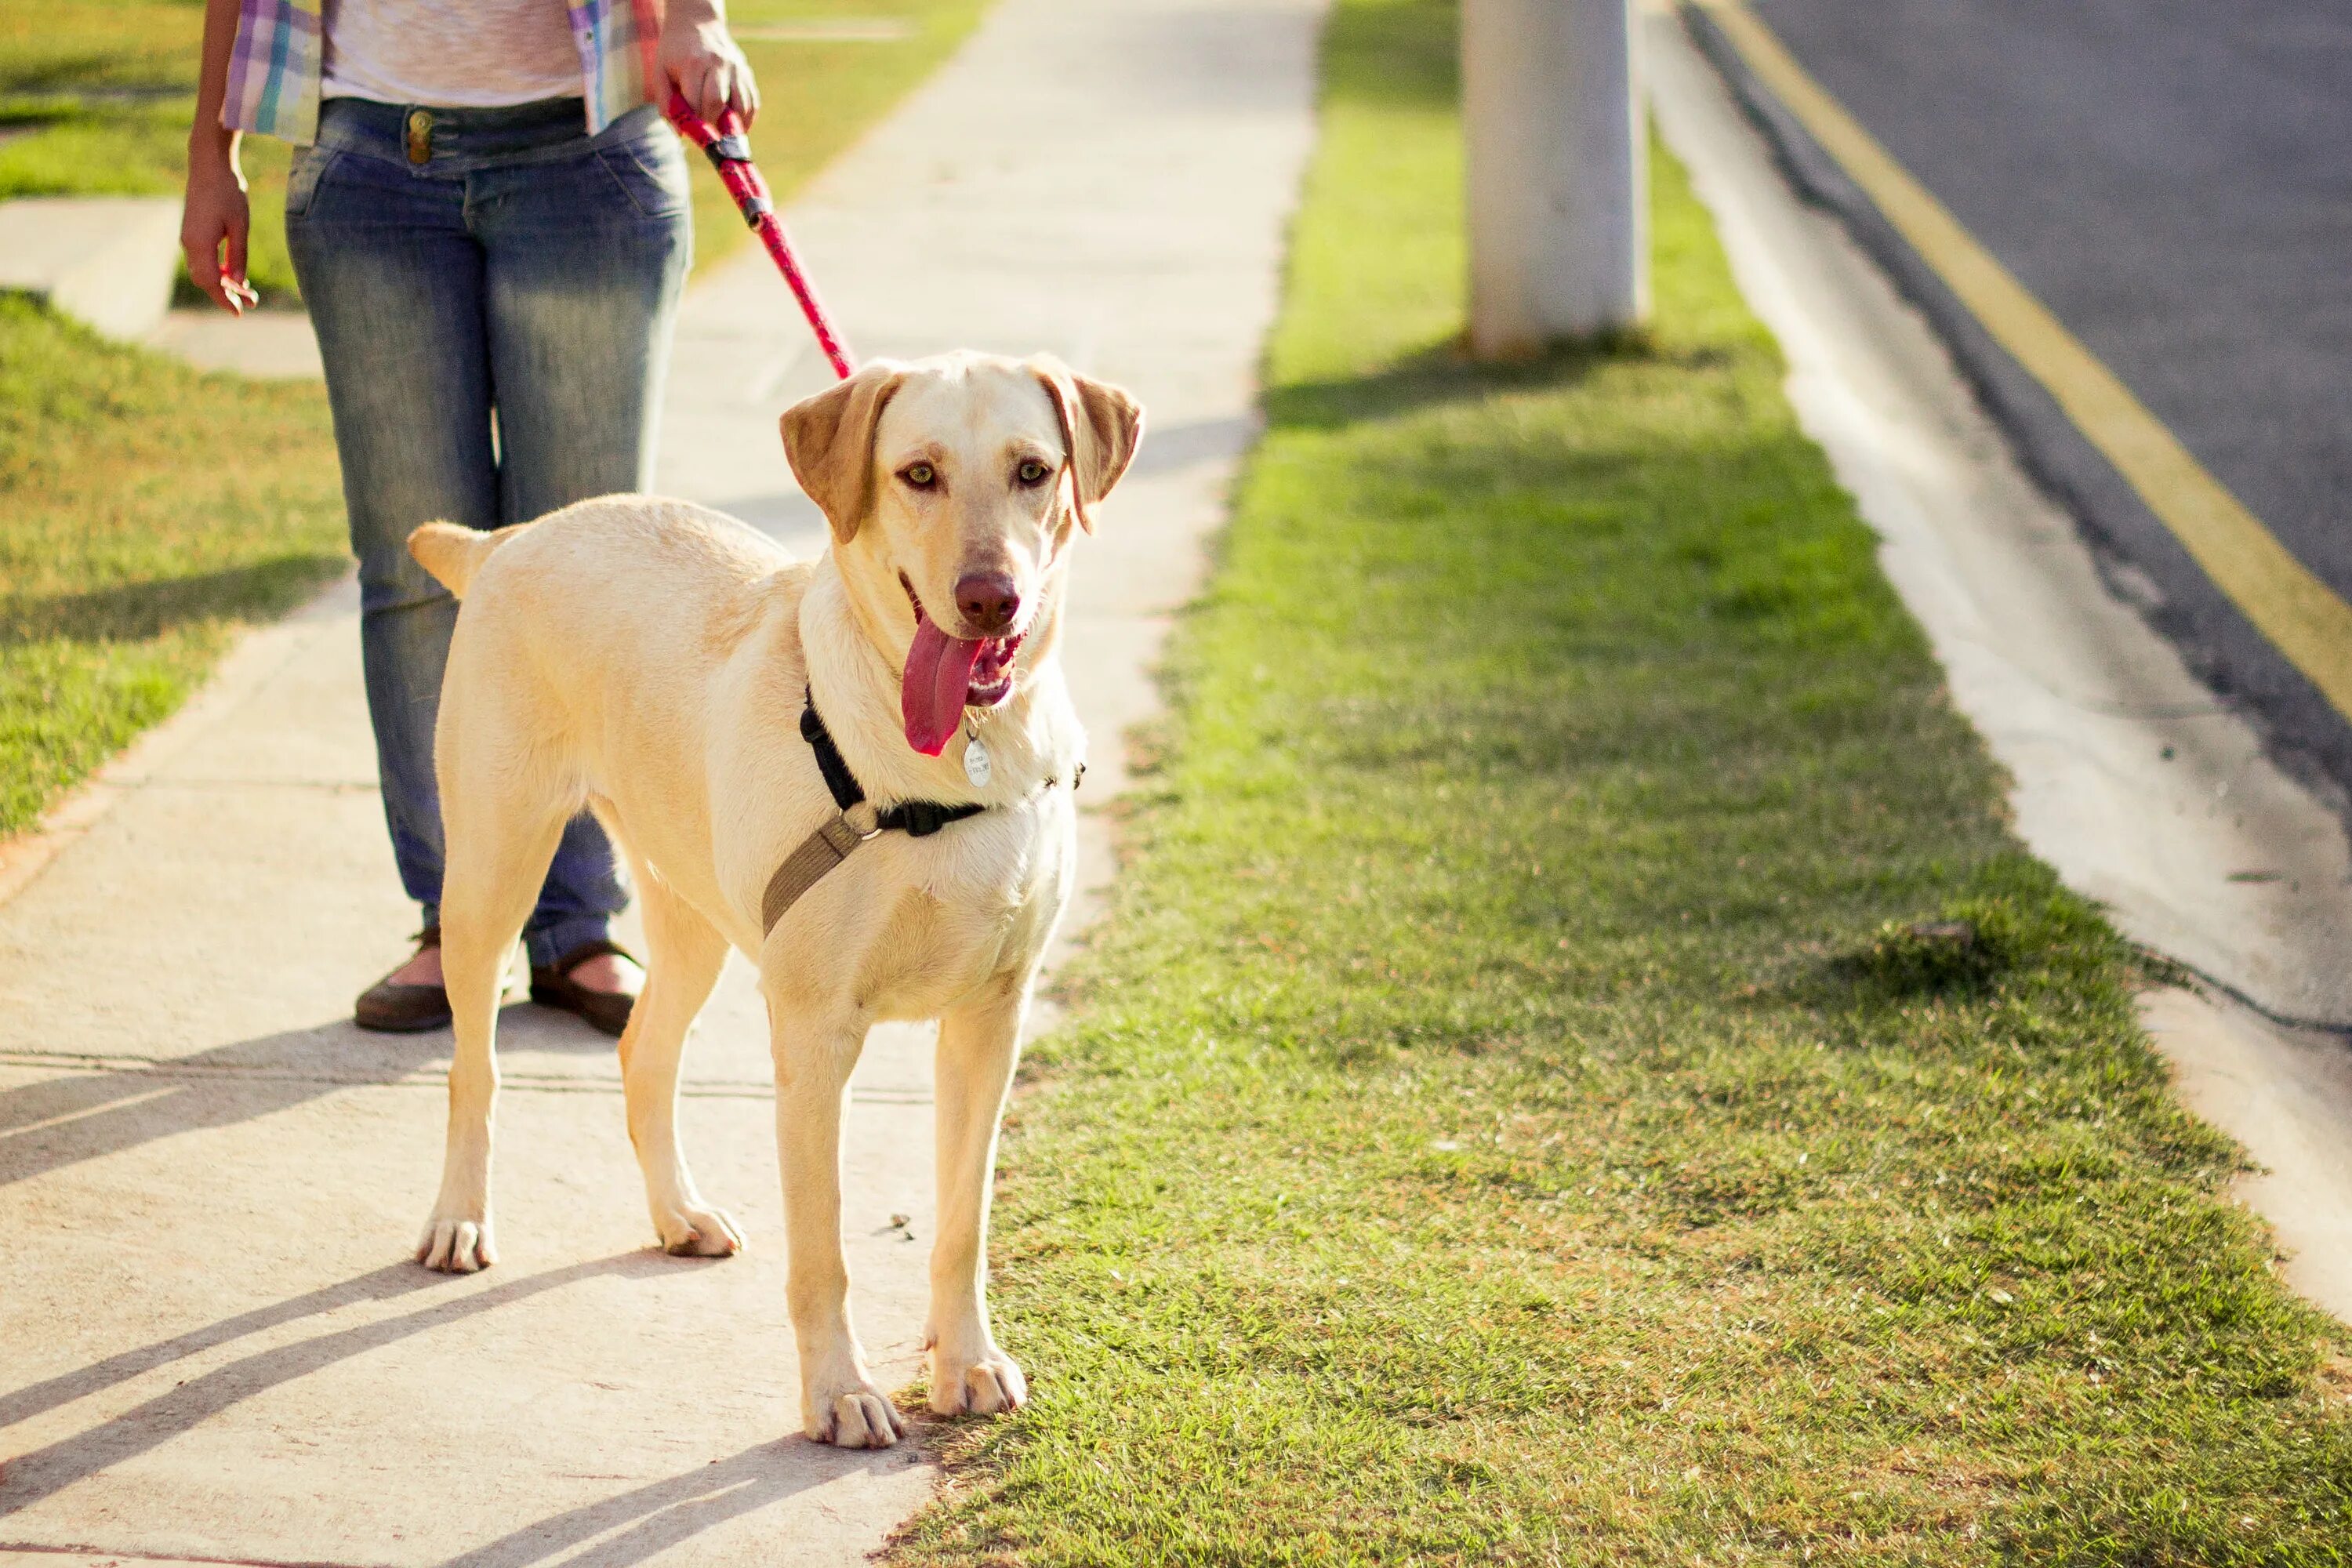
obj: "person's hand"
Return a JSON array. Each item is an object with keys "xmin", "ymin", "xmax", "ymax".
[
  {"xmin": 181, "ymin": 126, "xmax": 258, "ymax": 314},
  {"xmin": 659, "ymin": 0, "xmax": 758, "ymax": 126}
]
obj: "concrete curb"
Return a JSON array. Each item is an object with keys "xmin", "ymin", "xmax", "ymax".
[
  {"xmin": 1650, "ymin": 6, "xmax": 2352, "ymax": 1323},
  {"xmin": 1679, "ymin": 2, "xmax": 2352, "ymax": 840},
  {"xmin": 1659, "ymin": 4, "xmax": 2352, "ymax": 1027}
]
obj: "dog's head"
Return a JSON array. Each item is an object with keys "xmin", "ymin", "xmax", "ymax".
[{"xmin": 781, "ymin": 351, "xmax": 1143, "ymax": 757}]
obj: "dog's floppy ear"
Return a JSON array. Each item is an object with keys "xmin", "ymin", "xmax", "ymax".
[
  {"xmin": 1029, "ymin": 356, "xmax": 1144, "ymax": 535},
  {"xmin": 781, "ymin": 361, "xmax": 906, "ymax": 543}
]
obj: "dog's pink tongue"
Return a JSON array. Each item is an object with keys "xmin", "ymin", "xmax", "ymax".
[{"xmin": 902, "ymin": 612, "xmax": 985, "ymax": 756}]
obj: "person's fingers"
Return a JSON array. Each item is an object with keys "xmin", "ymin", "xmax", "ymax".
[
  {"xmin": 699, "ymin": 58, "xmax": 730, "ymax": 125},
  {"xmin": 672, "ymin": 55, "xmax": 708, "ymax": 121},
  {"xmin": 223, "ymin": 216, "xmax": 250, "ymax": 307},
  {"xmin": 181, "ymin": 228, "xmax": 233, "ymax": 314},
  {"xmin": 735, "ymin": 59, "xmax": 760, "ymax": 124}
]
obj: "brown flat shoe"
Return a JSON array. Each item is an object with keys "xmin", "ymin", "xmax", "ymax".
[
  {"xmin": 529, "ymin": 938, "xmax": 641, "ymax": 1038},
  {"xmin": 354, "ymin": 924, "xmax": 451, "ymax": 1033}
]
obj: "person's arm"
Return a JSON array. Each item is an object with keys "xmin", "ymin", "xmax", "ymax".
[
  {"xmin": 659, "ymin": 0, "xmax": 760, "ymax": 125},
  {"xmin": 182, "ymin": 0, "xmax": 259, "ymax": 314}
]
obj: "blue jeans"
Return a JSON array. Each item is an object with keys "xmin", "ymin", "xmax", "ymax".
[{"xmin": 286, "ymin": 96, "xmax": 691, "ymax": 967}]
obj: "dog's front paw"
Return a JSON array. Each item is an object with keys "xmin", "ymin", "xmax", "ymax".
[
  {"xmin": 802, "ymin": 1370, "xmax": 906, "ymax": 1448},
  {"xmin": 654, "ymin": 1203, "xmax": 745, "ymax": 1258},
  {"xmin": 929, "ymin": 1345, "xmax": 1027, "ymax": 1417},
  {"xmin": 416, "ymin": 1212, "xmax": 497, "ymax": 1272}
]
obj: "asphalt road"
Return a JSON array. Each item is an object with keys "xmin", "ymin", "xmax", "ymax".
[{"xmin": 1730, "ymin": 0, "xmax": 2352, "ymax": 805}]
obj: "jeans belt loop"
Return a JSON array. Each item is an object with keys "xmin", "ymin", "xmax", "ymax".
[{"xmin": 405, "ymin": 108, "xmax": 432, "ymax": 165}]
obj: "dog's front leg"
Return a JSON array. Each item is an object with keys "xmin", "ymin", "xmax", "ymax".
[
  {"xmin": 771, "ymin": 1000, "xmax": 905, "ymax": 1448},
  {"xmin": 927, "ymin": 975, "xmax": 1029, "ymax": 1417}
]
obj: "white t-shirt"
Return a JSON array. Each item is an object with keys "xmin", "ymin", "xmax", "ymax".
[{"xmin": 321, "ymin": 0, "xmax": 584, "ymax": 109}]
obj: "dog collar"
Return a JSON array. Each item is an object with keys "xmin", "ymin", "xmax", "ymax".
[
  {"xmin": 762, "ymin": 691, "xmax": 1062, "ymax": 934},
  {"xmin": 798, "ymin": 695, "xmax": 989, "ymax": 840}
]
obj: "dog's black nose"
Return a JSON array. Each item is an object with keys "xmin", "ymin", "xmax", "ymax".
[{"xmin": 955, "ymin": 573, "xmax": 1021, "ymax": 637}]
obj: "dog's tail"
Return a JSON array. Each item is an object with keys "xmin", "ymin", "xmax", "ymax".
[{"xmin": 407, "ymin": 521, "xmax": 523, "ymax": 598}]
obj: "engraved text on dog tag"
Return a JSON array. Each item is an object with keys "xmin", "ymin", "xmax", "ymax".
[{"xmin": 963, "ymin": 735, "xmax": 993, "ymax": 789}]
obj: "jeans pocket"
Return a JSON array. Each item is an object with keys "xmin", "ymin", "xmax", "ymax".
[
  {"xmin": 596, "ymin": 132, "xmax": 690, "ymax": 220},
  {"xmin": 284, "ymin": 146, "xmax": 340, "ymax": 220}
]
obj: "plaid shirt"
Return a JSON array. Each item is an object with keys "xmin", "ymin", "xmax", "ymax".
[{"xmin": 223, "ymin": 0, "xmax": 657, "ymax": 144}]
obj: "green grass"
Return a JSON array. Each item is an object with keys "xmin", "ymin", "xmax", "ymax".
[
  {"xmin": 889, "ymin": 2, "xmax": 2352, "ymax": 1562},
  {"xmin": 0, "ymin": 0, "xmax": 988, "ymax": 302},
  {"xmin": 0, "ymin": 2, "xmax": 989, "ymax": 839},
  {"xmin": 0, "ymin": 296, "xmax": 347, "ymax": 832}
]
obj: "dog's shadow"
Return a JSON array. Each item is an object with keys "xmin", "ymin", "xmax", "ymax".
[
  {"xmin": 441, "ymin": 1435, "xmax": 910, "ymax": 1568},
  {"xmin": 0, "ymin": 1249, "xmax": 896, "ymax": 1563},
  {"xmin": 0, "ymin": 1254, "xmax": 662, "ymax": 1519}
]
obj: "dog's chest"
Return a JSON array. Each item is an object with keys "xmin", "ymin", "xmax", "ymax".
[{"xmin": 848, "ymin": 805, "xmax": 1073, "ymax": 1019}]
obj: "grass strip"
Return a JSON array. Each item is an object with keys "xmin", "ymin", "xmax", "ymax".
[
  {"xmin": 890, "ymin": 1, "xmax": 2352, "ymax": 1561},
  {"xmin": 0, "ymin": 296, "xmax": 345, "ymax": 832}
]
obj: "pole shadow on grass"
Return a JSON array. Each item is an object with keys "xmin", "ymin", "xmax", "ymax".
[{"xmin": 1261, "ymin": 332, "xmax": 1696, "ymax": 434}]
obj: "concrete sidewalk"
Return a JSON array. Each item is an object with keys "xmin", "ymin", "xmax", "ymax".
[{"xmin": 0, "ymin": 2, "xmax": 1322, "ymax": 1561}]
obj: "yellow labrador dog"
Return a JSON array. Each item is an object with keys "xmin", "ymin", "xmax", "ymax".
[{"xmin": 403, "ymin": 351, "xmax": 1141, "ymax": 1448}]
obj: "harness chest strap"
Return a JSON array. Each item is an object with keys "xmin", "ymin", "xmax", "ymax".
[{"xmin": 760, "ymin": 800, "xmax": 883, "ymax": 933}]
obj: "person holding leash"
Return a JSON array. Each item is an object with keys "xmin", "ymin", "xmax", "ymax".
[{"xmin": 180, "ymin": 0, "xmax": 757, "ymax": 1035}]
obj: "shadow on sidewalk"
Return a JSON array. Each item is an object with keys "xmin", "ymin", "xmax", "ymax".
[
  {"xmin": 0, "ymin": 1261, "xmax": 444, "ymax": 1436},
  {"xmin": 0, "ymin": 1022, "xmax": 447, "ymax": 1191},
  {"xmin": 0, "ymin": 1247, "xmax": 906, "ymax": 1563},
  {"xmin": 440, "ymin": 1437, "xmax": 903, "ymax": 1568},
  {"xmin": 2, "ymin": 999, "xmax": 631, "ymax": 1192},
  {"xmin": 0, "ymin": 1251, "xmax": 681, "ymax": 1522}
]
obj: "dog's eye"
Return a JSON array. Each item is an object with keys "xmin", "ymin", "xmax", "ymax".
[
  {"xmin": 1016, "ymin": 459, "xmax": 1051, "ymax": 486},
  {"xmin": 901, "ymin": 463, "xmax": 936, "ymax": 489}
]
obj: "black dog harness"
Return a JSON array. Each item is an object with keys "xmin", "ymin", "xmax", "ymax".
[{"xmin": 760, "ymin": 693, "xmax": 1079, "ymax": 934}]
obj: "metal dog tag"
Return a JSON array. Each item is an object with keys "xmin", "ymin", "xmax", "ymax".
[{"xmin": 963, "ymin": 735, "xmax": 993, "ymax": 789}]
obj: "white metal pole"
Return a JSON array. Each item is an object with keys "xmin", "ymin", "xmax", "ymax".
[{"xmin": 1464, "ymin": 0, "xmax": 1649, "ymax": 356}]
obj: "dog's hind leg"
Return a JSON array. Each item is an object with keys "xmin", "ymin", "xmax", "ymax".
[
  {"xmin": 768, "ymin": 999, "xmax": 904, "ymax": 1448},
  {"xmin": 619, "ymin": 868, "xmax": 741, "ymax": 1257},
  {"xmin": 926, "ymin": 974, "xmax": 1029, "ymax": 1417},
  {"xmin": 418, "ymin": 732, "xmax": 571, "ymax": 1274}
]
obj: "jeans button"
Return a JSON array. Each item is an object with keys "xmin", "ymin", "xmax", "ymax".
[{"xmin": 406, "ymin": 109, "xmax": 432, "ymax": 165}]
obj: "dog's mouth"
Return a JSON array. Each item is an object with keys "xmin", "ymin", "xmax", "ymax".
[{"xmin": 898, "ymin": 573, "xmax": 1023, "ymax": 757}]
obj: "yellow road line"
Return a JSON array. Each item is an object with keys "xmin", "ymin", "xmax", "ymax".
[{"xmin": 1689, "ymin": 0, "xmax": 2352, "ymax": 721}]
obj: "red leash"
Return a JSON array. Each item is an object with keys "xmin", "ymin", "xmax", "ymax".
[{"xmin": 666, "ymin": 93, "xmax": 857, "ymax": 381}]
